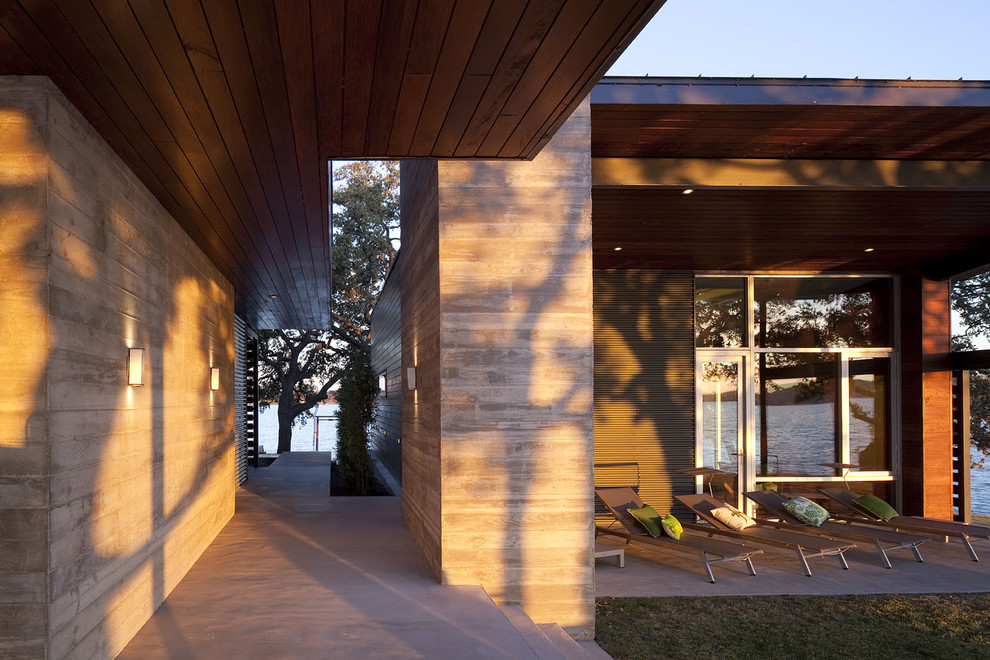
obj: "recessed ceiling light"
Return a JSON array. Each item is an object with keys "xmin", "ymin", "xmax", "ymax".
[
  {"xmin": 864, "ymin": 248, "xmax": 875, "ymax": 253},
  {"xmin": 682, "ymin": 188, "xmax": 694, "ymax": 195},
  {"xmin": 614, "ymin": 246, "xmax": 623, "ymax": 251}
]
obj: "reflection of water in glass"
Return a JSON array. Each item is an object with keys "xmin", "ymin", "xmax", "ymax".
[
  {"xmin": 701, "ymin": 400, "xmax": 737, "ymax": 470},
  {"xmin": 971, "ymin": 448, "xmax": 990, "ymax": 515},
  {"xmin": 702, "ymin": 399, "xmax": 888, "ymax": 476},
  {"xmin": 257, "ymin": 404, "xmax": 338, "ymax": 456},
  {"xmin": 705, "ymin": 400, "xmax": 990, "ymax": 514}
]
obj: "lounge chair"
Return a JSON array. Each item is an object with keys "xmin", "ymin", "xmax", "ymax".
[
  {"xmin": 745, "ymin": 490, "xmax": 926, "ymax": 568},
  {"xmin": 819, "ymin": 487, "xmax": 990, "ymax": 562},
  {"xmin": 676, "ymin": 493, "xmax": 856, "ymax": 576},
  {"xmin": 595, "ymin": 487, "xmax": 762, "ymax": 583}
]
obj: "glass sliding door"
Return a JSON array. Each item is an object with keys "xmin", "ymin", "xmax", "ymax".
[
  {"xmin": 697, "ymin": 357, "xmax": 744, "ymax": 506},
  {"xmin": 848, "ymin": 356, "xmax": 891, "ymax": 473}
]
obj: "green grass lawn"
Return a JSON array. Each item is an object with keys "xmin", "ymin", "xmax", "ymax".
[{"xmin": 597, "ymin": 594, "xmax": 990, "ymax": 659}]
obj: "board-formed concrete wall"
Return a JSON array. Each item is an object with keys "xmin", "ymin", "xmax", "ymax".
[
  {"xmin": 0, "ymin": 78, "xmax": 52, "ymax": 660},
  {"xmin": 436, "ymin": 99, "xmax": 595, "ymax": 638},
  {"xmin": 0, "ymin": 77, "xmax": 235, "ymax": 659}
]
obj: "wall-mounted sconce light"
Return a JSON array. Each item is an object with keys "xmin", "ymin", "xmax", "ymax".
[
  {"xmin": 407, "ymin": 366, "xmax": 417, "ymax": 391},
  {"xmin": 210, "ymin": 367, "xmax": 221, "ymax": 391},
  {"xmin": 128, "ymin": 348, "xmax": 145, "ymax": 386}
]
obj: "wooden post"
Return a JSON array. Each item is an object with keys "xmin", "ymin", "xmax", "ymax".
[{"xmin": 900, "ymin": 272, "xmax": 953, "ymax": 518}]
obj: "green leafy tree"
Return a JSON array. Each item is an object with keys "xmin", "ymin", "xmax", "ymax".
[
  {"xmin": 257, "ymin": 161, "xmax": 399, "ymax": 454},
  {"xmin": 952, "ymin": 273, "xmax": 990, "ymax": 466},
  {"xmin": 334, "ymin": 347, "xmax": 378, "ymax": 494},
  {"xmin": 258, "ymin": 330, "xmax": 341, "ymax": 453},
  {"xmin": 331, "ymin": 161, "xmax": 399, "ymax": 347}
]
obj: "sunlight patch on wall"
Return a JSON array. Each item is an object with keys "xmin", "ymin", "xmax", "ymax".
[
  {"xmin": 0, "ymin": 109, "xmax": 46, "ymax": 185},
  {"xmin": 163, "ymin": 278, "xmax": 206, "ymax": 519},
  {"xmin": 0, "ymin": 114, "xmax": 47, "ymax": 449}
]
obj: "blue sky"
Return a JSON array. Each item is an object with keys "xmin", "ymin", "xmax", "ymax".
[{"xmin": 609, "ymin": 0, "xmax": 990, "ymax": 80}]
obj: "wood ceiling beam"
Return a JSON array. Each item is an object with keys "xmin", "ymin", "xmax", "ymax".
[{"xmin": 593, "ymin": 158, "xmax": 990, "ymax": 190}]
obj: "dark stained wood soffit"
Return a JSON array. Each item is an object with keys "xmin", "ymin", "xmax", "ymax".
[
  {"xmin": 593, "ymin": 187, "xmax": 990, "ymax": 276},
  {"xmin": 592, "ymin": 77, "xmax": 990, "ymax": 160},
  {"xmin": 0, "ymin": 0, "xmax": 662, "ymax": 328}
]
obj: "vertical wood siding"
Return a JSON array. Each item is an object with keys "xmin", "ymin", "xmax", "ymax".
[
  {"xmin": 593, "ymin": 270, "xmax": 696, "ymax": 520},
  {"xmin": 370, "ymin": 252, "xmax": 402, "ymax": 485},
  {"xmin": 398, "ymin": 160, "xmax": 443, "ymax": 577},
  {"xmin": 234, "ymin": 314, "xmax": 249, "ymax": 485}
]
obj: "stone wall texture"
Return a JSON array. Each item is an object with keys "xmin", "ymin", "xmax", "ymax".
[{"xmin": 0, "ymin": 77, "xmax": 235, "ymax": 659}]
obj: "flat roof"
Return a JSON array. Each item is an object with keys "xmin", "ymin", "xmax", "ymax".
[{"xmin": 591, "ymin": 77, "xmax": 990, "ymax": 277}]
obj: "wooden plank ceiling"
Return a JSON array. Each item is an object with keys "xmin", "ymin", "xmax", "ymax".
[
  {"xmin": 0, "ymin": 0, "xmax": 662, "ymax": 328},
  {"xmin": 591, "ymin": 77, "xmax": 990, "ymax": 277}
]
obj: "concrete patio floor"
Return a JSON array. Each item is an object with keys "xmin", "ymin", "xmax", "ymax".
[
  {"xmin": 595, "ymin": 521, "xmax": 990, "ymax": 598},
  {"xmin": 119, "ymin": 453, "xmax": 604, "ymax": 659},
  {"xmin": 118, "ymin": 451, "xmax": 990, "ymax": 658}
]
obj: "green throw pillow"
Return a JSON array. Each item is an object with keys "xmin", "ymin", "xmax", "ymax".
[
  {"xmin": 855, "ymin": 493, "xmax": 898, "ymax": 521},
  {"xmin": 783, "ymin": 496, "xmax": 829, "ymax": 527},
  {"xmin": 661, "ymin": 513, "xmax": 683, "ymax": 540},
  {"xmin": 628, "ymin": 505, "xmax": 663, "ymax": 537}
]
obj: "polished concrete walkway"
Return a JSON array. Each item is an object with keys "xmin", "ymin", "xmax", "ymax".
[{"xmin": 119, "ymin": 453, "xmax": 589, "ymax": 659}]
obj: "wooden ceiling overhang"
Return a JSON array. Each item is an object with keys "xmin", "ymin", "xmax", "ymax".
[
  {"xmin": 0, "ymin": 1, "xmax": 662, "ymax": 328},
  {"xmin": 591, "ymin": 77, "xmax": 990, "ymax": 277}
]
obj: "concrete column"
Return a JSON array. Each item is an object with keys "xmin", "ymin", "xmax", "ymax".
[
  {"xmin": 900, "ymin": 272, "xmax": 954, "ymax": 518},
  {"xmin": 436, "ymin": 99, "xmax": 595, "ymax": 638}
]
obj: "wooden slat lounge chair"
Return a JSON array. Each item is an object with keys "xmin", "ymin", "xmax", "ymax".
[
  {"xmin": 745, "ymin": 490, "xmax": 927, "ymax": 569},
  {"xmin": 595, "ymin": 488, "xmax": 762, "ymax": 583},
  {"xmin": 676, "ymin": 493, "xmax": 856, "ymax": 576},
  {"xmin": 818, "ymin": 487, "xmax": 990, "ymax": 562}
]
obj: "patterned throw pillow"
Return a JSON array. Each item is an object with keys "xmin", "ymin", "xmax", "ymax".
[
  {"xmin": 783, "ymin": 496, "xmax": 830, "ymax": 527},
  {"xmin": 709, "ymin": 505, "xmax": 756, "ymax": 530},
  {"xmin": 628, "ymin": 504, "xmax": 664, "ymax": 537},
  {"xmin": 661, "ymin": 513, "xmax": 683, "ymax": 540},
  {"xmin": 854, "ymin": 493, "xmax": 898, "ymax": 521}
]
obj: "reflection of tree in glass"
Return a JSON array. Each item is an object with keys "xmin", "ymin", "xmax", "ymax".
[
  {"xmin": 696, "ymin": 295, "xmax": 744, "ymax": 347},
  {"xmin": 703, "ymin": 360, "xmax": 738, "ymax": 383},
  {"xmin": 953, "ymin": 273, "xmax": 990, "ymax": 467},
  {"xmin": 758, "ymin": 353, "xmax": 834, "ymax": 404},
  {"xmin": 762, "ymin": 292, "xmax": 875, "ymax": 348}
]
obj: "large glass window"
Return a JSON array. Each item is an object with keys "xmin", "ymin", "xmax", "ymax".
[
  {"xmin": 754, "ymin": 277, "xmax": 893, "ymax": 348},
  {"xmin": 696, "ymin": 275, "xmax": 896, "ymax": 497}
]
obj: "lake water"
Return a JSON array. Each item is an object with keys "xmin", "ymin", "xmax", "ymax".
[
  {"xmin": 257, "ymin": 404, "xmax": 338, "ymax": 456},
  {"xmin": 971, "ymin": 449, "xmax": 990, "ymax": 515}
]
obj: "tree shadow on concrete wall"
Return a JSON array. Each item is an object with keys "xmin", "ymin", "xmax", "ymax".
[
  {"xmin": 437, "ymin": 142, "xmax": 599, "ymax": 634},
  {"xmin": 1, "ymin": 87, "xmax": 235, "ymax": 657}
]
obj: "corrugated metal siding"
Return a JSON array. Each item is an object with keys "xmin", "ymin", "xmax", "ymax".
[
  {"xmin": 370, "ymin": 251, "xmax": 403, "ymax": 485},
  {"xmin": 234, "ymin": 314, "xmax": 252, "ymax": 485},
  {"xmin": 593, "ymin": 270, "xmax": 696, "ymax": 520}
]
